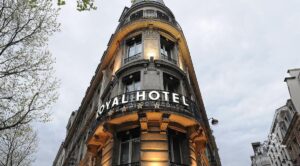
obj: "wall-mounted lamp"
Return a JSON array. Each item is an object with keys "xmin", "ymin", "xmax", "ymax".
[
  {"xmin": 150, "ymin": 56, "xmax": 154, "ymax": 63},
  {"xmin": 208, "ymin": 117, "xmax": 219, "ymax": 125}
]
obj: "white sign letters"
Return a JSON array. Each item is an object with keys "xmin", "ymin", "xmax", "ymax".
[{"xmin": 97, "ymin": 90, "xmax": 189, "ymax": 116}]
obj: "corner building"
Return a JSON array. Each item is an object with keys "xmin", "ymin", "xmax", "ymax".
[{"xmin": 53, "ymin": 0, "xmax": 221, "ymax": 166}]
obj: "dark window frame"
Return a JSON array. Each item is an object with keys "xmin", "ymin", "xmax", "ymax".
[
  {"xmin": 130, "ymin": 10, "xmax": 143, "ymax": 21},
  {"xmin": 160, "ymin": 35, "xmax": 177, "ymax": 64},
  {"xmin": 123, "ymin": 72, "xmax": 141, "ymax": 93},
  {"xmin": 125, "ymin": 35, "xmax": 142, "ymax": 63},
  {"xmin": 163, "ymin": 73, "xmax": 180, "ymax": 93},
  {"xmin": 117, "ymin": 128, "xmax": 141, "ymax": 165},
  {"xmin": 168, "ymin": 129, "xmax": 189, "ymax": 165},
  {"xmin": 157, "ymin": 10, "xmax": 169, "ymax": 21}
]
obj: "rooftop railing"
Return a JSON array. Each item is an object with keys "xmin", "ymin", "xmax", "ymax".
[{"xmin": 118, "ymin": 13, "xmax": 182, "ymax": 31}]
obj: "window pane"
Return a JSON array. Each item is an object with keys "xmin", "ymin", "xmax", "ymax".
[
  {"xmin": 161, "ymin": 48, "xmax": 166, "ymax": 56},
  {"xmin": 128, "ymin": 46, "xmax": 135, "ymax": 57},
  {"xmin": 136, "ymin": 43, "xmax": 142, "ymax": 54},
  {"xmin": 125, "ymin": 84, "xmax": 133, "ymax": 93},
  {"xmin": 134, "ymin": 82, "xmax": 141, "ymax": 91},
  {"xmin": 163, "ymin": 73, "xmax": 179, "ymax": 93},
  {"xmin": 121, "ymin": 143, "xmax": 129, "ymax": 164},
  {"xmin": 172, "ymin": 137, "xmax": 182, "ymax": 163},
  {"xmin": 131, "ymin": 140, "xmax": 140, "ymax": 163}
]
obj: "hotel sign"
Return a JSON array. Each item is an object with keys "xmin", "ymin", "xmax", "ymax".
[{"xmin": 97, "ymin": 90, "xmax": 190, "ymax": 116}]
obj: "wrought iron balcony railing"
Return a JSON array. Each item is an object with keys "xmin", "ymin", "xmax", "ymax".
[
  {"xmin": 114, "ymin": 162, "xmax": 140, "ymax": 166},
  {"xmin": 161, "ymin": 54, "xmax": 177, "ymax": 64},
  {"xmin": 118, "ymin": 13, "xmax": 182, "ymax": 31},
  {"xmin": 169, "ymin": 162, "xmax": 189, "ymax": 166},
  {"xmin": 124, "ymin": 53, "xmax": 141, "ymax": 64}
]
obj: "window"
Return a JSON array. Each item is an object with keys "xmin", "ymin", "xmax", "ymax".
[
  {"xmin": 157, "ymin": 11, "xmax": 169, "ymax": 21},
  {"xmin": 130, "ymin": 10, "xmax": 143, "ymax": 21},
  {"xmin": 293, "ymin": 138, "xmax": 300, "ymax": 149},
  {"xmin": 160, "ymin": 36, "xmax": 176, "ymax": 63},
  {"xmin": 163, "ymin": 73, "xmax": 179, "ymax": 93},
  {"xmin": 286, "ymin": 112, "xmax": 292, "ymax": 121},
  {"xmin": 118, "ymin": 128, "xmax": 140, "ymax": 165},
  {"xmin": 123, "ymin": 72, "xmax": 141, "ymax": 93},
  {"xmin": 281, "ymin": 122, "xmax": 288, "ymax": 136},
  {"xmin": 125, "ymin": 35, "xmax": 142, "ymax": 63},
  {"xmin": 168, "ymin": 129, "xmax": 188, "ymax": 165}
]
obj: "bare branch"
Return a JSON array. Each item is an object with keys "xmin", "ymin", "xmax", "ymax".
[
  {"xmin": 0, "ymin": 0, "xmax": 60, "ymax": 132},
  {"xmin": 0, "ymin": 126, "xmax": 37, "ymax": 166}
]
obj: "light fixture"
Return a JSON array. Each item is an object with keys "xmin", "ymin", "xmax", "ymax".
[{"xmin": 208, "ymin": 117, "xmax": 219, "ymax": 125}]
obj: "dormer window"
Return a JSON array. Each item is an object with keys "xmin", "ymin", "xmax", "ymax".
[
  {"xmin": 130, "ymin": 10, "xmax": 143, "ymax": 21},
  {"xmin": 157, "ymin": 11, "xmax": 169, "ymax": 21},
  {"xmin": 125, "ymin": 35, "xmax": 142, "ymax": 63}
]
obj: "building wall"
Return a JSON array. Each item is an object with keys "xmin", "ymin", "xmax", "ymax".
[
  {"xmin": 251, "ymin": 142, "xmax": 271, "ymax": 166},
  {"xmin": 266, "ymin": 103, "xmax": 294, "ymax": 166},
  {"xmin": 251, "ymin": 68, "xmax": 300, "ymax": 166},
  {"xmin": 283, "ymin": 69, "xmax": 300, "ymax": 165},
  {"xmin": 285, "ymin": 69, "xmax": 300, "ymax": 112}
]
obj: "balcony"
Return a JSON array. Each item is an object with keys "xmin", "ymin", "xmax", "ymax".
[
  {"xmin": 118, "ymin": 11, "xmax": 181, "ymax": 31},
  {"xmin": 114, "ymin": 162, "xmax": 140, "ymax": 166},
  {"xmin": 161, "ymin": 54, "xmax": 177, "ymax": 64},
  {"xmin": 124, "ymin": 53, "xmax": 141, "ymax": 64},
  {"xmin": 169, "ymin": 162, "xmax": 189, "ymax": 166}
]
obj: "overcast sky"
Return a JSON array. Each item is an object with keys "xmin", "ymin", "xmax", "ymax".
[{"xmin": 33, "ymin": 0, "xmax": 300, "ymax": 165}]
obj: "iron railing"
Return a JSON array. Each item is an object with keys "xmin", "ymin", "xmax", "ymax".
[
  {"xmin": 124, "ymin": 53, "xmax": 141, "ymax": 64},
  {"xmin": 169, "ymin": 162, "xmax": 189, "ymax": 166},
  {"xmin": 114, "ymin": 162, "xmax": 140, "ymax": 166},
  {"xmin": 161, "ymin": 54, "xmax": 177, "ymax": 64},
  {"xmin": 118, "ymin": 13, "xmax": 182, "ymax": 31}
]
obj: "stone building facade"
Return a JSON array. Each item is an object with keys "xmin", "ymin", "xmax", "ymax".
[
  {"xmin": 251, "ymin": 142, "xmax": 271, "ymax": 166},
  {"xmin": 283, "ymin": 68, "xmax": 300, "ymax": 166},
  {"xmin": 266, "ymin": 101, "xmax": 295, "ymax": 166},
  {"xmin": 251, "ymin": 68, "xmax": 300, "ymax": 166},
  {"xmin": 53, "ymin": 0, "xmax": 221, "ymax": 166}
]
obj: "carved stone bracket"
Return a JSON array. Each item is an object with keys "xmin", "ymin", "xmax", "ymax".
[
  {"xmin": 160, "ymin": 113, "xmax": 170, "ymax": 134},
  {"xmin": 87, "ymin": 123, "xmax": 114, "ymax": 155},
  {"xmin": 139, "ymin": 113, "xmax": 148, "ymax": 133},
  {"xmin": 188, "ymin": 125, "xmax": 209, "ymax": 166}
]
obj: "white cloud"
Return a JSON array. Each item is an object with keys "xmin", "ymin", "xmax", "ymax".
[{"xmin": 33, "ymin": 0, "xmax": 300, "ymax": 165}]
